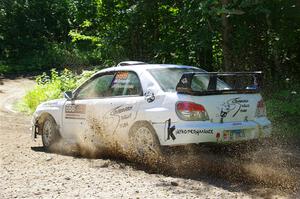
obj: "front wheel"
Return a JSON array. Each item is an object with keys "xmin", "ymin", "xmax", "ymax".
[
  {"xmin": 41, "ymin": 116, "xmax": 60, "ymax": 149},
  {"xmin": 129, "ymin": 122, "xmax": 162, "ymax": 164}
]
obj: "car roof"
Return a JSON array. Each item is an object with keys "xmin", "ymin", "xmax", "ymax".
[{"xmin": 96, "ymin": 64, "xmax": 200, "ymax": 74}]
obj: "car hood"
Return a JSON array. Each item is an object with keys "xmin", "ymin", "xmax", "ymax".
[{"xmin": 38, "ymin": 98, "xmax": 66, "ymax": 108}]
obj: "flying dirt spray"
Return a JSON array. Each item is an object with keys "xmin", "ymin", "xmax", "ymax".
[
  {"xmin": 49, "ymin": 133, "xmax": 299, "ymax": 194},
  {"xmin": 47, "ymin": 111, "xmax": 299, "ymax": 196}
]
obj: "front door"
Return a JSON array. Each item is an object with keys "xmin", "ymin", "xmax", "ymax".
[
  {"xmin": 62, "ymin": 72, "xmax": 115, "ymax": 142},
  {"xmin": 62, "ymin": 70, "xmax": 144, "ymax": 148}
]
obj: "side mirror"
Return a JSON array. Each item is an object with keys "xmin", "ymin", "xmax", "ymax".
[{"xmin": 64, "ymin": 91, "xmax": 73, "ymax": 100}]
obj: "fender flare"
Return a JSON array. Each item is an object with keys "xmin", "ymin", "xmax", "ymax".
[{"xmin": 34, "ymin": 112, "xmax": 58, "ymax": 135}]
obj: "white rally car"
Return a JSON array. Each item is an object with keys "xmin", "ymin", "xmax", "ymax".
[{"xmin": 32, "ymin": 61, "xmax": 271, "ymax": 158}]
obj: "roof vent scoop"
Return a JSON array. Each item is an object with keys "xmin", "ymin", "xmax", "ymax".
[{"xmin": 117, "ymin": 61, "xmax": 146, "ymax": 67}]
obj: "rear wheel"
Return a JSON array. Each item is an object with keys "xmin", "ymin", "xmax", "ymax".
[
  {"xmin": 129, "ymin": 122, "xmax": 162, "ymax": 164},
  {"xmin": 41, "ymin": 116, "xmax": 60, "ymax": 149}
]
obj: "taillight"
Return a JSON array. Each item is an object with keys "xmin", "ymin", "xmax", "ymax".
[
  {"xmin": 255, "ymin": 99, "xmax": 266, "ymax": 117},
  {"xmin": 176, "ymin": 102, "xmax": 209, "ymax": 121}
]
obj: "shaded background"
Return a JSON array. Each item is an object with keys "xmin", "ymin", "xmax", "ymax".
[{"xmin": 1, "ymin": 0, "xmax": 299, "ymax": 138}]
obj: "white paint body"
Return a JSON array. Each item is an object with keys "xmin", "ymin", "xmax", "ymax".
[{"xmin": 32, "ymin": 64, "xmax": 272, "ymax": 149}]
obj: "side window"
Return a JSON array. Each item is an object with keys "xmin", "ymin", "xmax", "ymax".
[
  {"xmin": 110, "ymin": 71, "xmax": 142, "ymax": 96},
  {"xmin": 75, "ymin": 74, "xmax": 114, "ymax": 99},
  {"xmin": 191, "ymin": 75, "xmax": 209, "ymax": 91}
]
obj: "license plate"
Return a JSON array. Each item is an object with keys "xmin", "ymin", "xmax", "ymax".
[{"xmin": 224, "ymin": 129, "xmax": 245, "ymax": 141}]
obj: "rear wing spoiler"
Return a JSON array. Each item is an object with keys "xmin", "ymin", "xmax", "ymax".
[{"xmin": 176, "ymin": 71, "xmax": 263, "ymax": 96}]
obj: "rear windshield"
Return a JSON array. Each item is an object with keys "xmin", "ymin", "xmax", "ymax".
[{"xmin": 148, "ymin": 68, "xmax": 230, "ymax": 92}]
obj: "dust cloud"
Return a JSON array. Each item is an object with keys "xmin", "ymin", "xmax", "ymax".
[
  {"xmin": 160, "ymin": 141, "xmax": 299, "ymax": 191},
  {"xmin": 47, "ymin": 121, "xmax": 300, "ymax": 196}
]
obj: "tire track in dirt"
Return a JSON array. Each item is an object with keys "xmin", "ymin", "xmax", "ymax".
[{"xmin": 0, "ymin": 78, "xmax": 35, "ymax": 113}]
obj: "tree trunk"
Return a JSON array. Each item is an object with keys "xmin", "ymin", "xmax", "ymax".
[
  {"xmin": 221, "ymin": 0, "xmax": 232, "ymax": 71},
  {"xmin": 265, "ymin": 13, "xmax": 281, "ymax": 81}
]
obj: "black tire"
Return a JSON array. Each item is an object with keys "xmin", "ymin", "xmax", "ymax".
[
  {"xmin": 41, "ymin": 115, "xmax": 60, "ymax": 149},
  {"xmin": 129, "ymin": 121, "xmax": 162, "ymax": 164}
]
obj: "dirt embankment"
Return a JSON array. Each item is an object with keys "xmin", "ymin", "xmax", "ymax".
[{"xmin": 0, "ymin": 78, "xmax": 299, "ymax": 199}]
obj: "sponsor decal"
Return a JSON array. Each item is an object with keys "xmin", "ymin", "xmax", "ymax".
[
  {"xmin": 110, "ymin": 105, "xmax": 133, "ymax": 116},
  {"xmin": 145, "ymin": 89, "xmax": 155, "ymax": 103},
  {"xmin": 65, "ymin": 104, "xmax": 86, "ymax": 119},
  {"xmin": 112, "ymin": 71, "xmax": 131, "ymax": 87},
  {"xmin": 223, "ymin": 131, "xmax": 229, "ymax": 141},
  {"xmin": 115, "ymin": 71, "xmax": 129, "ymax": 80},
  {"xmin": 181, "ymin": 77, "xmax": 188, "ymax": 84},
  {"xmin": 175, "ymin": 129, "xmax": 213, "ymax": 135},
  {"xmin": 165, "ymin": 119, "xmax": 176, "ymax": 141},
  {"xmin": 164, "ymin": 119, "xmax": 215, "ymax": 141},
  {"xmin": 65, "ymin": 113, "xmax": 86, "ymax": 120},
  {"xmin": 216, "ymin": 132, "xmax": 221, "ymax": 141},
  {"xmin": 65, "ymin": 104, "xmax": 86, "ymax": 114},
  {"xmin": 104, "ymin": 105, "xmax": 135, "ymax": 133},
  {"xmin": 218, "ymin": 97, "xmax": 250, "ymax": 120}
]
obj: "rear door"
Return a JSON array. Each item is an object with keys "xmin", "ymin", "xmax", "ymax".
[{"xmin": 102, "ymin": 71, "xmax": 144, "ymax": 144}]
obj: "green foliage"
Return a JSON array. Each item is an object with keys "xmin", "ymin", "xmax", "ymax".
[
  {"xmin": 212, "ymin": 33, "xmax": 223, "ymax": 70},
  {"xmin": 21, "ymin": 69, "xmax": 95, "ymax": 113},
  {"xmin": 0, "ymin": 62, "xmax": 10, "ymax": 74},
  {"xmin": 0, "ymin": 0, "xmax": 97, "ymax": 71},
  {"xmin": 1, "ymin": 0, "xmax": 299, "ymax": 80},
  {"xmin": 0, "ymin": 62, "xmax": 37, "ymax": 75},
  {"xmin": 2, "ymin": 0, "xmax": 300, "ymax": 139}
]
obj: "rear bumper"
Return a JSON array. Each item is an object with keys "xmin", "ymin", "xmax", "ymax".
[{"xmin": 153, "ymin": 117, "xmax": 272, "ymax": 146}]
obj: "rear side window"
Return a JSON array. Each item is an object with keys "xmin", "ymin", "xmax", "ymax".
[
  {"xmin": 191, "ymin": 74, "xmax": 229, "ymax": 92},
  {"xmin": 148, "ymin": 68, "xmax": 205, "ymax": 92},
  {"xmin": 110, "ymin": 71, "xmax": 142, "ymax": 96},
  {"xmin": 148, "ymin": 68, "xmax": 230, "ymax": 92}
]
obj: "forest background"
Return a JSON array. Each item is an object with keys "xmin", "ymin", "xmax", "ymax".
[{"xmin": 0, "ymin": 0, "xmax": 299, "ymax": 137}]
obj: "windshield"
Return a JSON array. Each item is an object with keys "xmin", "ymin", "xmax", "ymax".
[{"xmin": 148, "ymin": 68, "xmax": 230, "ymax": 92}]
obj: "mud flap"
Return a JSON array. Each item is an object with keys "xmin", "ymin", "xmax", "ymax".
[{"xmin": 31, "ymin": 124, "xmax": 38, "ymax": 141}]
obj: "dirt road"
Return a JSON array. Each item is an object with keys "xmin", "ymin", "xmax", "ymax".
[{"xmin": 0, "ymin": 78, "xmax": 299, "ymax": 198}]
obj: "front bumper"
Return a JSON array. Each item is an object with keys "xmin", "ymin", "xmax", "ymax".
[{"xmin": 154, "ymin": 117, "xmax": 272, "ymax": 146}]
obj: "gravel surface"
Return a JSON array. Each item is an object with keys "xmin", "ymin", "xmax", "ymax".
[{"xmin": 0, "ymin": 78, "xmax": 299, "ymax": 199}]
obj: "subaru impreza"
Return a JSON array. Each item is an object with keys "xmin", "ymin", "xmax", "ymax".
[{"xmin": 32, "ymin": 61, "xmax": 271, "ymax": 159}]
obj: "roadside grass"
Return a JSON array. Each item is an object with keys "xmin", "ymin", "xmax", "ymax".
[
  {"xmin": 265, "ymin": 83, "xmax": 300, "ymax": 140},
  {"xmin": 18, "ymin": 68, "xmax": 95, "ymax": 113},
  {"xmin": 14, "ymin": 100, "xmax": 32, "ymax": 114}
]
